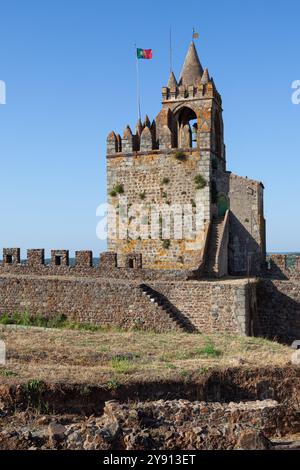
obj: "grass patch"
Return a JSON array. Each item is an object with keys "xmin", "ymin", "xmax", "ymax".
[
  {"xmin": 0, "ymin": 312, "xmax": 109, "ymax": 332},
  {"xmin": 165, "ymin": 363, "xmax": 177, "ymax": 370},
  {"xmin": 196, "ymin": 343, "xmax": 222, "ymax": 358},
  {"xmin": 111, "ymin": 357, "xmax": 136, "ymax": 374},
  {"xmin": 25, "ymin": 379, "xmax": 45, "ymax": 393},
  {"xmin": 0, "ymin": 368, "xmax": 17, "ymax": 377},
  {"xmin": 0, "ymin": 328, "xmax": 291, "ymax": 386}
]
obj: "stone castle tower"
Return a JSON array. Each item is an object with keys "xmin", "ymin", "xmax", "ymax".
[{"xmin": 106, "ymin": 42, "xmax": 266, "ymax": 277}]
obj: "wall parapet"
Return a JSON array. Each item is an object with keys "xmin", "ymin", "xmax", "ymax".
[
  {"xmin": 0, "ymin": 248, "xmax": 197, "ymax": 281},
  {"xmin": 267, "ymin": 254, "xmax": 300, "ymax": 280}
]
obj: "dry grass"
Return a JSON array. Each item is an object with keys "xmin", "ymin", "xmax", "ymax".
[{"xmin": 0, "ymin": 325, "xmax": 292, "ymax": 386}]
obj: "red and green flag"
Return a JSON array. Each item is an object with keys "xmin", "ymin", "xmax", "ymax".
[{"xmin": 136, "ymin": 48, "xmax": 153, "ymax": 59}]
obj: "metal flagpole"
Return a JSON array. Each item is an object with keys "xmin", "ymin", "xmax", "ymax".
[
  {"xmin": 169, "ymin": 27, "xmax": 173, "ymax": 73},
  {"xmin": 135, "ymin": 44, "xmax": 141, "ymax": 121}
]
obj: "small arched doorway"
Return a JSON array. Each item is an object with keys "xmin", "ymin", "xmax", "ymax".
[
  {"xmin": 217, "ymin": 195, "xmax": 229, "ymax": 217},
  {"xmin": 175, "ymin": 106, "xmax": 198, "ymax": 148}
]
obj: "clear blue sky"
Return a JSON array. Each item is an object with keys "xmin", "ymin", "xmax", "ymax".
[{"xmin": 0, "ymin": 0, "xmax": 299, "ymax": 257}]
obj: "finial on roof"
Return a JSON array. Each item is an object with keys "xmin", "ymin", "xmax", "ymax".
[
  {"xmin": 143, "ymin": 115, "xmax": 151, "ymax": 128},
  {"xmin": 201, "ymin": 68, "xmax": 210, "ymax": 84},
  {"xmin": 123, "ymin": 125, "xmax": 133, "ymax": 138},
  {"xmin": 179, "ymin": 42, "xmax": 203, "ymax": 87},
  {"xmin": 167, "ymin": 71, "xmax": 177, "ymax": 89},
  {"xmin": 135, "ymin": 118, "xmax": 143, "ymax": 135}
]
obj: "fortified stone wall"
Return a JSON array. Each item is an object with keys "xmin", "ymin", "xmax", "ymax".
[
  {"xmin": 0, "ymin": 261, "xmax": 254, "ymax": 335},
  {"xmin": 2, "ymin": 248, "xmax": 300, "ymax": 340},
  {"xmin": 0, "ymin": 275, "xmax": 182, "ymax": 333}
]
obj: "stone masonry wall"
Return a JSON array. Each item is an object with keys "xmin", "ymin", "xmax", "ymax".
[
  {"xmin": 0, "ymin": 274, "xmax": 181, "ymax": 333},
  {"xmin": 0, "ymin": 272, "xmax": 254, "ymax": 335},
  {"xmin": 228, "ymin": 174, "xmax": 266, "ymax": 275},
  {"xmin": 107, "ymin": 148, "xmax": 211, "ymax": 271},
  {"xmin": 256, "ymin": 279, "xmax": 300, "ymax": 343},
  {"xmin": 145, "ymin": 279, "xmax": 254, "ymax": 335}
]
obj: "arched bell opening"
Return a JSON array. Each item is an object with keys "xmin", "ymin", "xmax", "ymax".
[{"xmin": 175, "ymin": 107, "xmax": 198, "ymax": 149}]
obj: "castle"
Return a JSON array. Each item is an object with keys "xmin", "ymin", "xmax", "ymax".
[
  {"xmin": 0, "ymin": 43, "xmax": 299, "ymax": 342},
  {"xmin": 106, "ymin": 42, "xmax": 266, "ymax": 277}
]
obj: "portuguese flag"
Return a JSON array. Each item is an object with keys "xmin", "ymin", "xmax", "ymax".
[{"xmin": 137, "ymin": 48, "xmax": 153, "ymax": 59}]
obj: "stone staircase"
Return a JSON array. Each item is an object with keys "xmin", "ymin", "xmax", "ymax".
[
  {"xmin": 139, "ymin": 284, "xmax": 196, "ymax": 333},
  {"xmin": 204, "ymin": 216, "xmax": 225, "ymax": 278}
]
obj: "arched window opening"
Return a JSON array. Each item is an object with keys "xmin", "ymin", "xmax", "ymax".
[{"xmin": 175, "ymin": 107, "xmax": 197, "ymax": 149}]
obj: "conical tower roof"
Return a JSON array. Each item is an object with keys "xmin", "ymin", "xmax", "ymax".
[{"xmin": 179, "ymin": 42, "xmax": 203, "ymax": 86}]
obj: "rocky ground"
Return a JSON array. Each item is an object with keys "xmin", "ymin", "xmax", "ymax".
[{"xmin": 0, "ymin": 398, "xmax": 300, "ymax": 450}]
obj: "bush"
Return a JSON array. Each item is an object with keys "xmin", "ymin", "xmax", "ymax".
[
  {"xmin": 194, "ymin": 175, "xmax": 207, "ymax": 190},
  {"xmin": 115, "ymin": 183, "xmax": 124, "ymax": 194},
  {"xmin": 162, "ymin": 239, "xmax": 171, "ymax": 250},
  {"xmin": 110, "ymin": 183, "xmax": 124, "ymax": 197}
]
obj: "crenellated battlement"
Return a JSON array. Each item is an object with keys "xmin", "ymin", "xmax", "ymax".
[
  {"xmin": 107, "ymin": 115, "xmax": 160, "ymax": 155},
  {"xmin": 267, "ymin": 254, "xmax": 300, "ymax": 279},
  {"xmin": 0, "ymin": 248, "xmax": 194, "ymax": 281},
  {"xmin": 1, "ymin": 248, "xmax": 95, "ymax": 268}
]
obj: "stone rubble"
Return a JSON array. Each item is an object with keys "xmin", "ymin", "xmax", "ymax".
[{"xmin": 1, "ymin": 398, "xmax": 298, "ymax": 450}]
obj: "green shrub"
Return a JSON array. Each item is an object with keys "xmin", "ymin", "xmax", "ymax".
[
  {"xmin": 110, "ymin": 183, "xmax": 124, "ymax": 197},
  {"xmin": 162, "ymin": 239, "xmax": 171, "ymax": 250},
  {"xmin": 115, "ymin": 183, "xmax": 124, "ymax": 194},
  {"xmin": 106, "ymin": 379, "xmax": 120, "ymax": 390},
  {"xmin": 194, "ymin": 175, "xmax": 207, "ymax": 190}
]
